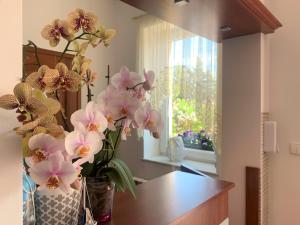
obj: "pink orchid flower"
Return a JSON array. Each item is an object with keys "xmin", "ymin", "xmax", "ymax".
[
  {"xmin": 143, "ymin": 70, "xmax": 155, "ymax": 91},
  {"xmin": 65, "ymin": 126, "xmax": 103, "ymax": 165},
  {"xmin": 111, "ymin": 66, "xmax": 142, "ymax": 90},
  {"xmin": 25, "ymin": 133, "xmax": 65, "ymax": 167},
  {"xmin": 121, "ymin": 119, "xmax": 132, "ymax": 140},
  {"xmin": 135, "ymin": 103, "xmax": 163, "ymax": 138},
  {"xmin": 71, "ymin": 101, "xmax": 108, "ymax": 139},
  {"xmin": 108, "ymin": 90, "xmax": 141, "ymax": 121},
  {"xmin": 29, "ymin": 152, "xmax": 78, "ymax": 193},
  {"xmin": 97, "ymin": 85, "xmax": 118, "ymax": 131},
  {"xmin": 97, "ymin": 85, "xmax": 116, "ymax": 106},
  {"xmin": 99, "ymin": 106, "xmax": 117, "ymax": 131},
  {"xmin": 131, "ymin": 85, "xmax": 146, "ymax": 101}
]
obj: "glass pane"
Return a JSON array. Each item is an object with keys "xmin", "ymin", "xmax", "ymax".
[{"xmin": 169, "ymin": 36, "xmax": 218, "ymax": 151}]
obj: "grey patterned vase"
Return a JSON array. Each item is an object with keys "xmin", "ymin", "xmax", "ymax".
[
  {"xmin": 34, "ymin": 188, "xmax": 81, "ymax": 225},
  {"xmin": 86, "ymin": 177, "xmax": 115, "ymax": 223}
]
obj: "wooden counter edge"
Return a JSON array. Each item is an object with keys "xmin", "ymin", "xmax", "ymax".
[{"xmin": 169, "ymin": 181, "xmax": 235, "ymax": 225}]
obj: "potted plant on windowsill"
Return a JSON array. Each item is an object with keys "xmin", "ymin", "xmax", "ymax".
[
  {"xmin": 179, "ymin": 130, "xmax": 215, "ymax": 151},
  {"xmin": 0, "ymin": 8, "xmax": 163, "ymax": 225}
]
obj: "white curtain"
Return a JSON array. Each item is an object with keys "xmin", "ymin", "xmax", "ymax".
[
  {"xmin": 137, "ymin": 15, "xmax": 220, "ymax": 154},
  {"xmin": 137, "ymin": 16, "xmax": 194, "ymax": 107}
]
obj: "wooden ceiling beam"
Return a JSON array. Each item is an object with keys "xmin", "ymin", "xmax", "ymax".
[{"xmin": 121, "ymin": 0, "xmax": 282, "ymax": 42}]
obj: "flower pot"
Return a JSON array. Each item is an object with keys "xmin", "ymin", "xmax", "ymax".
[
  {"xmin": 34, "ymin": 188, "xmax": 81, "ymax": 225},
  {"xmin": 86, "ymin": 177, "xmax": 115, "ymax": 223}
]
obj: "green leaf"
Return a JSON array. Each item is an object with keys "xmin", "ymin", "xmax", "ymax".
[
  {"xmin": 81, "ymin": 150, "xmax": 108, "ymax": 177},
  {"xmin": 87, "ymin": 149, "xmax": 106, "ymax": 174},
  {"xmin": 81, "ymin": 161, "xmax": 95, "ymax": 177},
  {"xmin": 111, "ymin": 158, "xmax": 137, "ymax": 198},
  {"xmin": 102, "ymin": 167, "xmax": 125, "ymax": 192},
  {"xmin": 108, "ymin": 127, "xmax": 122, "ymax": 150}
]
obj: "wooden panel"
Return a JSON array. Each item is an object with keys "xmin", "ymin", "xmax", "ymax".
[
  {"xmin": 170, "ymin": 192, "xmax": 229, "ymax": 225},
  {"xmin": 104, "ymin": 171, "xmax": 234, "ymax": 225},
  {"xmin": 121, "ymin": 0, "xmax": 282, "ymax": 42},
  {"xmin": 23, "ymin": 46, "xmax": 80, "ymax": 131},
  {"xmin": 246, "ymin": 167, "xmax": 260, "ymax": 225}
]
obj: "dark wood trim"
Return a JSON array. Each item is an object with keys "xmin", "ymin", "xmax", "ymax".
[
  {"xmin": 23, "ymin": 46, "xmax": 74, "ymax": 60},
  {"xmin": 121, "ymin": 0, "xmax": 282, "ymax": 41},
  {"xmin": 239, "ymin": 0, "xmax": 282, "ymax": 32},
  {"xmin": 246, "ymin": 167, "xmax": 260, "ymax": 225}
]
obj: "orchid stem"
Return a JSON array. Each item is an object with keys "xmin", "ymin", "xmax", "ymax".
[
  {"xmin": 113, "ymin": 127, "xmax": 122, "ymax": 150},
  {"xmin": 58, "ymin": 31, "xmax": 100, "ymax": 62},
  {"xmin": 55, "ymin": 91, "xmax": 70, "ymax": 131},
  {"xmin": 58, "ymin": 40, "xmax": 72, "ymax": 62},
  {"xmin": 66, "ymin": 49, "xmax": 78, "ymax": 53},
  {"xmin": 105, "ymin": 65, "xmax": 110, "ymax": 85},
  {"xmin": 127, "ymin": 82, "xmax": 144, "ymax": 90},
  {"xmin": 103, "ymin": 139, "xmax": 114, "ymax": 150},
  {"xmin": 78, "ymin": 37, "xmax": 89, "ymax": 40},
  {"xmin": 115, "ymin": 116, "xmax": 126, "ymax": 123},
  {"xmin": 87, "ymin": 84, "xmax": 93, "ymax": 102},
  {"xmin": 23, "ymin": 40, "xmax": 41, "ymax": 67}
]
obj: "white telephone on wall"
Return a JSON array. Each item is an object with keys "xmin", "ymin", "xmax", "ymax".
[{"xmin": 263, "ymin": 121, "xmax": 279, "ymax": 153}]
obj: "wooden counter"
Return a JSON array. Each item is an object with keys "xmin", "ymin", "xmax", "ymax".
[{"xmin": 104, "ymin": 171, "xmax": 234, "ymax": 225}]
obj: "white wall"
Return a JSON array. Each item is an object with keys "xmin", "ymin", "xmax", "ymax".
[
  {"xmin": 265, "ymin": 0, "xmax": 300, "ymax": 224},
  {"xmin": 118, "ymin": 131, "xmax": 177, "ymax": 179},
  {"xmin": 23, "ymin": 0, "xmax": 143, "ymax": 106},
  {"xmin": 0, "ymin": 0, "xmax": 22, "ymax": 224},
  {"xmin": 0, "ymin": 0, "xmax": 142, "ymax": 224},
  {"xmin": 220, "ymin": 34, "xmax": 263, "ymax": 225}
]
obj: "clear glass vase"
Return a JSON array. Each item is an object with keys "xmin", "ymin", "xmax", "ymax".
[{"xmin": 86, "ymin": 177, "xmax": 115, "ymax": 223}]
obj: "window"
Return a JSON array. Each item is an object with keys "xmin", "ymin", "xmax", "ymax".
[
  {"xmin": 169, "ymin": 37, "xmax": 218, "ymax": 152},
  {"xmin": 137, "ymin": 16, "xmax": 220, "ymax": 172}
]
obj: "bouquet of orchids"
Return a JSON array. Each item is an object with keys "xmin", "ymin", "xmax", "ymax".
[{"xmin": 0, "ymin": 8, "xmax": 162, "ymax": 197}]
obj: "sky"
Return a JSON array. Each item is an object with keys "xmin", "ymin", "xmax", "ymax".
[{"xmin": 169, "ymin": 36, "xmax": 218, "ymax": 78}]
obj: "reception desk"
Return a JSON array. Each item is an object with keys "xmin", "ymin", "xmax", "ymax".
[{"xmin": 104, "ymin": 171, "xmax": 234, "ymax": 225}]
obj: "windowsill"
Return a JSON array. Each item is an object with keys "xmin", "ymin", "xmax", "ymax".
[{"xmin": 143, "ymin": 155, "xmax": 217, "ymax": 175}]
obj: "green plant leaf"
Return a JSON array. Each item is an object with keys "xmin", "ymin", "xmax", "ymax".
[
  {"xmin": 84, "ymin": 148, "xmax": 107, "ymax": 176},
  {"xmin": 108, "ymin": 127, "xmax": 122, "ymax": 150},
  {"xmin": 111, "ymin": 158, "xmax": 137, "ymax": 198},
  {"xmin": 81, "ymin": 161, "xmax": 95, "ymax": 177},
  {"xmin": 101, "ymin": 167, "xmax": 125, "ymax": 192}
]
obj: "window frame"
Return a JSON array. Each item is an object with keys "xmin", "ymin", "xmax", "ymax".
[{"xmin": 139, "ymin": 17, "xmax": 222, "ymax": 172}]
